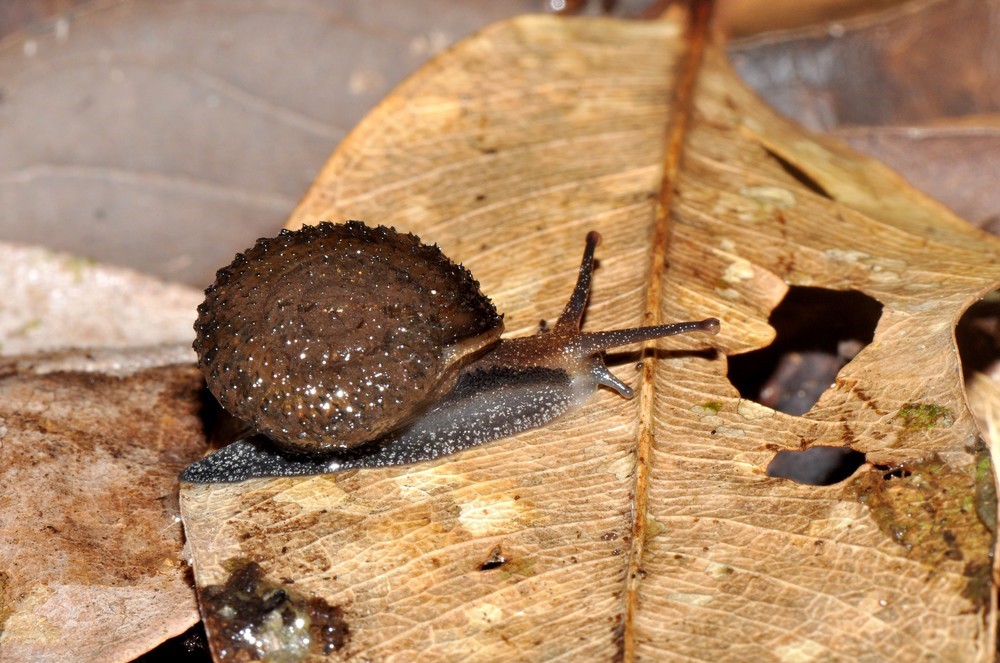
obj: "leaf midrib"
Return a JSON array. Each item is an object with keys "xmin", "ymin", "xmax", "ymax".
[{"xmin": 622, "ymin": 2, "xmax": 713, "ymax": 661}]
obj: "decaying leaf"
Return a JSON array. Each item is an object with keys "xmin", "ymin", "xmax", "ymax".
[
  {"xmin": 0, "ymin": 0, "xmax": 539, "ymax": 287},
  {"xmin": 0, "ymin": 243, "xmax": 200, "ymax": 356},
  {"xmin": 726, "ymin": 0, "xmax": 1000, "ymax": 131},
  {"xmin": 179, "ymin": 10, "xmax": 1000, "ymax": 663},
  {"xmin": 724, "ymin": 0, "xmax": 1000, "ymax": 235},
  {"xmin": 833, "ymin": 121, "xmax": 1000, "ymax": 231},
  {"xmin": 0, "ymin": 242, "xmax": 208, "ymax": 661},
  {"xmin": 0, "ymin": 358, "xmax": 208, "ymax": 663}
]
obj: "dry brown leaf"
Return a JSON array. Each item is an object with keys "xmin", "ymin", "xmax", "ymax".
[
  {"xmin": 968, "ymin": 372, "xmax": 1000, "ymax": 497},
  {"xmin": 180, "ymin": 10, "xmax": 1000, "ymax": 662},
  {"xmin": 724, "ymin": 0, "xmax": 1000, "ymax": 237},
  {"xmin": 833, "ymin": 119, "xmax": 1000, "ymax": 230},
  {"xmin": 0, "ymin": 359, "xmax": 208, "ymax": 663},
  {"xmin": 715, "ymin": 0, "xmax": 911, "ymax": 38},
  {"xmin": 0, "ymin": 0, "xmax": 538, "ymax": 287},
  {"xmin": 0, "ymin": 242, "xmax": 207, "ymax": 661},
  {"xmin": 0, "ymin": 242, "xmax": 200, "ymax": 356},
  {"xmin": 727, "ymin": 0, "xmax": 1000, "ymax": 131}
]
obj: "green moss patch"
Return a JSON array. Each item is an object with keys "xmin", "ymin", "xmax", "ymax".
[
  {"xmin": 896, "ymin": 403, "xmax": 954, "ymax": 430},
  {"xmin": 852, "ymin": 454, "xmax": 994, "ymax": 609},
  {"xmin": 700, "ymin": 401, "xmax": 724, "ymax": 414}
]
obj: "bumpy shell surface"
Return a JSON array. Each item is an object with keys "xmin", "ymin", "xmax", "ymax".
[{"xmin": 194, "ymin": 221, "xmax": 503, "ymax": 454}]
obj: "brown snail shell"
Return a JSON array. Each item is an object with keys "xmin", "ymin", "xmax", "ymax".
[{"xmin": 193, "ymin": 221, "xmax": 502, "ymax": 454}]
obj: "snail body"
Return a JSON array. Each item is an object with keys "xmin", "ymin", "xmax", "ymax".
[{"xmin": 182, "ymin": 221, "xmax": 719, "ymax": 483}]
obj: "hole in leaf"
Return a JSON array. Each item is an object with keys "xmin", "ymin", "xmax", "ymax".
[
  {"xmin": 955, "ymin": 290, "xmax": 1000, "ymax": 382},
  {"xmin": 766, "ymin": 446, "xmax": 867, "ymax": 486},
  {"xmin": 728, "ymin": 287, "xmax": 883, "ymax": 415},
  {"xmin": 133, "ymin": 621, "xmax": 211, "ymax": 662},
  {"xmin": 874, "ymin": 464, "xmax": 913, "ymax": 482}
]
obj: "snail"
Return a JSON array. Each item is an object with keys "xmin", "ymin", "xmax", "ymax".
[{"xmin": 181, "ymin": 221, "xmax": 719, "ymax": 483}]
